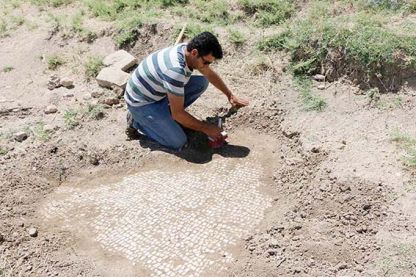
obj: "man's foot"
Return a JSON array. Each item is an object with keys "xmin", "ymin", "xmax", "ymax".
[{"xmin": 126, "ymin": 111, "xmax": 143, "ymax": 140}]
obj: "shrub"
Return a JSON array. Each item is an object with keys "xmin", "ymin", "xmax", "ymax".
[
  {"xmin": 47, "ymin": 54, "xmax": 65, "ymax": 70},
  {"xmin": 84, "ymin": 56, "xmax": 103, "ymax": 79},
  {"xmin": 239, "ymin": 0, "xmax": 295, "ymax": 26}
]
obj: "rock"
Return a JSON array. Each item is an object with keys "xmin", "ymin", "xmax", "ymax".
[
  {"xmin": 99, "ymin": 98, "xmax": 120, "ymax": 106},
  {"xmin": 269, "ymin": 239, "xmax": 280, "ymax": 248},
  {"xmin": 59, "ymin": 77, "xmax": 73, "ymax": 88},
  {"xmin": 91, "ymin": 90, "xmax": 104, "ymax": 98},
  {"xmin": 317, "ymin": 84, "xmax": 326, "ymax": 90},
  {"xmin": 112, "ymin": 85, "xmax": 125, "ymax": 98},
  {"xmin": 96, "ymin": 67, "xmax": 130, "ymax": 89},
  {"xmin": 103, "ymin": 50, "xmax": 137, "ymax": 71},
  {"xmin": 337, "ymin": 262, "xmax": 348, "ymax": 270},
  {"xmin": 89, "ymin": 156, "xmax": 99, "ymax": 166},
  {"xmin": 43, "ymin": 124, "xmax": 55, "ymax": 132},
  {"xmin": 0, "ymin": 233, "xmax": 4, "ymax": 243},
  {"xmin": 14, "ymin": 131, "xmax": 28, "ymax": 142},
  {"xmin": 313, "ymin": 74, "xmax": 326, "ymax": 81},
  {"xmin": 47, "ymin": 75, "xmax": 61, "ymax": 90},
  {"xmin": 63, "ymin": 92, "xmax": 74, "ymax": 98},
  {"xmin": 28, "ymin": 227, "xmax": 38, "ymax": 237},
  {"xmin": 363, "ymin": 204, "xmax": 371, "ymax": 211},
  {"xmin": 282, "ymin": 130, "xmax": 300, "ymax": 139},
  {"xmin": 44, "ymin": 105, "xmax": 58, "ymax": 114},
  {"xmin": 311, "ymin": 147, "xmax": 320, "ymax": 153}
]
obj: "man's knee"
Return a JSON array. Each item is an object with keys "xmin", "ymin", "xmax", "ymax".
[{"xmin": 165, "ymin": 133, "xmax": 188, "ymax": 150}]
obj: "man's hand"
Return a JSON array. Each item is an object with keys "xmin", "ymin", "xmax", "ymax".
[
  {"xmin": 229, "ymin": 94, "xmax": 249, "ymax": 108},
  {"xmin": 203, "ymin": 123, "xmax": 223, "ymax": 140}
]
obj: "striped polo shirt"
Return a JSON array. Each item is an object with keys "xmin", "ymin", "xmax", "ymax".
[{"xmin": 124, "ymin": 43, "xmax": 193, "ymax": 107}]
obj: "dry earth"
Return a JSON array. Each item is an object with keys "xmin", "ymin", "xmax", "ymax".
[{"xmin": 1, "ymin": 3, "xmax": 416, "ymax": 277}]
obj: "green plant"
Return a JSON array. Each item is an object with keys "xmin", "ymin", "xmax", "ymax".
[
  {"xmin": 391, "ymin": 128, "xmax": 416, "ymax": 167},
  {"xmin": 2, "ymin": 66, "xmax": 14, "ymax": 72},
  {"xmin": 0, "ymin": 19, "xmax": 8, "ymax": 37},
  {"xmin": 229, "ymin": 29, "xmax": 246, "ymax": 46},
  {"xmin": 294, "ymin": 76, "xmax": 327, "ymax": 111},
  {"xmin": 239, "ymin": 0, "xmax": 295, "ymax": 26},
  {"xmin": 84, "ymin": 56, "xmax": 103, "ymax": 79},
  {"xmin": 188, "ymin": 0, "xmax": 231, "ymax": 25},
  {"xmin": 47, "ymin": 54, "xmax": 65, "ymax": 70},
  {"xmin": 32, "ymin": 122, "xmax": 50, "ymax": 141},
  {"xmin": 0, "ymin": 147, "xmax": 8, "ymax": 156},
  {"xmin": 31, "ymin": 0, "xmax": 74, "ymax": 7},
  {"xmin": 83, "ymin": 104, "xmax": 104, "ymax": 120},
  {"xmin": 63, "ymin": 109, "xmax": 79, "ymax": 129}
]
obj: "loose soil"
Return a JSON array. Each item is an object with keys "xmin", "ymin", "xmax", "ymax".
[{"xmin": 1, "ymin": 3, "xmax": 416, "ymax": 277}]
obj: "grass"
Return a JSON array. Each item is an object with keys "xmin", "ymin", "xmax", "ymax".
[
  {"xmin": 391, "ymin": 128, "xmax": 416, "ymax": 167},
  {"xmin": 63, "ymin": 108, "xmax": 79, "ymax": 129},
  {"xmin": 187, "ymin": 0, "xmax": 232, "ymax": 25},
  {"xmin": 31, "ymin": 0, "xmax": 74, "ymax": 7},
  {"xmin": 258, "ymin": 1, "xmax": 416, "ymax": 83},
  {"xmin": 32, "ymin": 122, "xmax": 50, "ymax": 141},
  {"xmin": 2, "ymin": 66, "xmax": 14, "ymax": 73},
  {"xmin": 228, "ymin": 29, "xmax": 246, "ymax": 46},
  {"xmin": 174, "ymin": 22, "xmax": 215, "ymax": 41},
  {"xmin": 238, "ymin": 0, "xmax": 296, "ymax": 26},
  {"xmin": 83, "ymin": 103, "xmax": 104, "ymax": 120},
  {"xmin": 84, "ymin": 55, "xmax": 103, "ymax": 79},
  {"xmin": 47, "ymin": 54, "xmax": 65, "ymax": 70},
  {"xmin": 293, "ymin": 76, "xmax": 327, "ymax": 111},
  {"xmin": 0, "ymin": 147, "xmax": 8, "ymax": 156}
]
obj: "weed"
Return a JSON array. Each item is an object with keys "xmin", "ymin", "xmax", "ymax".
[
  {"xmin": 83, "ymin": 104, "xmax": 104, "ymax": 120},
  {"xmin": 2, "ymin": 66, "xmax": 14, "ymax": 73},
  {"xmin": 0, "ymin": 147, "xmax": 7, "ymax": 156},
  {"xmin": 32, "ymin": 122, "xmax": 50, "ymax": 141},
  {"xmin": 188, "ymin": 0, "xmax": 231, "ymax": 25},
  {"xmin": 174, "ymin": 22, "xmax": 214, "ymax": 41},
  {"xmin": 239, "ymin": 0, "xmax": 295, "ymax": 26},
  {"xmin": 10, "ymin": 15, "xmax": 25, "ymax": 26},
  {"xmin": 229, "ymin": 29, "xmax": 246, "ymax": 46},
  {"xmin": 31, "ymin": 0, "xmax": 74, "ymax": 7},
  {"xmin": 84, "ymin": 56, "xmax": 103, "ymax": 79},
  {"xmin": 114, "ymin": 14, "xmax": 143, "ymax": 48},
  {"xmin": 0, "ymin": 19, "xmax": 9, "ymax": 37},
  {"xmin": 63, "ymin": 109, "xmax": 79, "ymax": 129},
  {"xmin": 258, "ymin": 4, "xmax": 416, "ymax": 83},
  {"xmin": 47, "ymin": 54, "xmax": 65, "ymax": 70},
  {"xmin": 294, "ymin": 76, "xmax": 327, "ymax": 111},
  {"xmin": 391, "ymin": 128, "xmax": 416, "ymax": 167}
]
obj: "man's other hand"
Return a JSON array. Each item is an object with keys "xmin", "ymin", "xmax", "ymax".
[
  {"xmin": 204, "ymin": 123, "xmax": 223, "ymax": 140},
  {"xmin": 229, "ymin": 94, "xmax": 249, "ymax": 108}
]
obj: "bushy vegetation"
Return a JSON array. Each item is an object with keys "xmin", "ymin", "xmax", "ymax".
[
  {"xmin": 47, "ymin": 54, "xmax": 65, "ymax": 70},
  {"xmin": 293, "ymin": 76, "xmax": 327, "ymax": 111},
  {"xmin": 84, "ymin": 55, "xmax": 103, "ymax": 79},
  {"xmin": 239, "ymin": 0, "xmax": 296, "ymax": 26},
  {"xmin": 258, "ymin": 1, "xmax": 416, "ymax": 90},
  {"xmin": 391, "ymin": 128, "xmax": 416, "ymax": 167}
]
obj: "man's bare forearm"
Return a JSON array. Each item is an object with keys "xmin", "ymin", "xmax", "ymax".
[
  {"xmin": 172, "ymin": 110, "xmax": 208, "ymax": 132},
  {"xmin": 201, "ymin": 68, "xmax": 233, "ymax": 100}
]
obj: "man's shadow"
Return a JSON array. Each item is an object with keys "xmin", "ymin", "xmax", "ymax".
[{"xmin": 135, "ymin": 129, "xmax": 250, "ymax": 164}]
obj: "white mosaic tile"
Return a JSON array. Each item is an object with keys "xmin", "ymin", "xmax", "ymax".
[{"xmin": 41, "ymin": 157, "xmax": 272, "ymax": 276}]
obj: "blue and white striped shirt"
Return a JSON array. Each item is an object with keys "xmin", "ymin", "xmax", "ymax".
[{"xmin": 124, "ymin": 43, "xmax": 193, "ymax": 106}]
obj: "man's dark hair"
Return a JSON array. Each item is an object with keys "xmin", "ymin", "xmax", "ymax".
[{"xmin": 187, "ymin": 32, "xmax": 223, "ymax": 59}]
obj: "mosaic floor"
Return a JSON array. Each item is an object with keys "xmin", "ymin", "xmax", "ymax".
[{"xmin": 41, "ymin": 157, "xmax": 272, "ymax": 276}]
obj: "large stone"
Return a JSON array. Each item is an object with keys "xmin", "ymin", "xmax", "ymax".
[
  {"xmin": 59, "ymin": 77, "xmax": 74, "ymax": 88},
  {"xmin": 103, "ymin": 50, "xmax": 137, "ymax": 71},
  {"xmin": 96, "ymin": 67, "xmax": 130, "ymax": 89}
]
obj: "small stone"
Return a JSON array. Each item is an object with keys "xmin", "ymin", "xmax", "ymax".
[
  {"xmin": 89, "ymin": 156, "xmax": 99, "ymax": 166},
  {"xmin": 91, "ymin": 91, "xmax": 104, "ymax": 98},
  {"xmin": 337, "ymin": 262, "xmax": 348, "ymax": 270},
  {"xmin": 0, "ymin": 234, "xmax": 4, "ymax": 243},
  {"xmin": 269, "ymin": 239, "xmax": 280, "ymax": 248},
  {"xmin": 313, "ymin": 74, "xmax": 326, "ymax": 81},
  {"xmin": 43, "ymin": 124, "xmax": 55, "ymax": 132},
  {"xmin": 317, "ymin": 84, "xmax": 326, "ymax": 90},
  {"xmin": 14, "ymin": 131, "xmax": 28, "ymax": 142},
  {"xmin": 44, "ymin": 105, "xmax": 58, "ymax": 114},
  {"xmin": 28, "ymin": 227, "xmax": 38, "ymax": 237},
  {"xmin": 47, "ymin": 75, "xmax": 61, "ymax": 90},
  {"xmin": 63, "ymin": 93, "xmax": 74, "ymax": 98},
  {"xmin": 26, "ymin": 265, "xmax": 32, "ymax": 271},
  {"xmin": 363, "ymin": 204, "xmax": 371, "ymax": 211},
  {"xmin": 311, "ymin": 147, "xmax": 320, "ymax": 153},
  {"xmin": 59, "ymin": 77, "xmax": 73, "ymax": 88},
  {"xmin": 99, "ymin": 98, "xmax": 120, "ymax": 106}
]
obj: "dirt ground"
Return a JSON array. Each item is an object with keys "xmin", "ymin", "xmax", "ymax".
[{"xmin": 1, "ymin": 3, "xmax": 416, "ymax": 277}]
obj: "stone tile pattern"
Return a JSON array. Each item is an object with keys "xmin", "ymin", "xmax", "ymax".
[{"xmin": 41, "ymin": 158, "xmax": 272, "ymax": 276}]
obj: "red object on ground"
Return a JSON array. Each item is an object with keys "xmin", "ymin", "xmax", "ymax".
[{"xmin": 208, "ymin": 131, "xmax": 228, "ymax": 149}]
